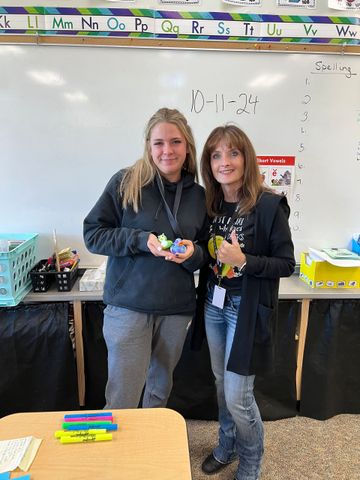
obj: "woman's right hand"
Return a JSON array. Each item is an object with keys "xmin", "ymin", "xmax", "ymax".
[
  {"xmin": 147, "ymin": 233, "xmax": 174, "ymax": 258},
  {"xmin": 147, "ymin": 233, "xmax": 195, "ymax": 264}
]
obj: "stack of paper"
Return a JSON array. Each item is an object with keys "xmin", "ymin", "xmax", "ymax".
[
  {"xmin": 0, "ymin": 436, "xmax": 41, "ymax": 474},
  {"xmin": 309, "ymin": 248, "xmax": 360, "ymax": 267}
]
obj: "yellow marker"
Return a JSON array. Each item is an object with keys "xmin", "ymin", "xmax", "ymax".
[
  {"xmin": 55, "ymin": 429, "xmax": 107, "ymax": 439},
  {"xmin": 60, "ymin": 433, "xmax": 112, "ymax": 444}
]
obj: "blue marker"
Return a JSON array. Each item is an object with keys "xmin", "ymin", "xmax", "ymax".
[
  {"xmin": 66, "ymin": 423, "xmax": 118, "ymax": 431},
  {"xmin": 64, "ymin": 412, "xmax": 112, "ymax": 419}
]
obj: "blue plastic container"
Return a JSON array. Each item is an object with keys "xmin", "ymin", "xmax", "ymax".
[
  {"xmin": 0, "ymin": 233, "xmax": 38, "ymax": 307},
  {"xmin": 351, "ymin": 236, "xmax": 360, "ymax": 256}
]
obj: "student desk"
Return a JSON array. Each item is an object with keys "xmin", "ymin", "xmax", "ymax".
[
  {"xmin": 0, "ymin": 408, "xmax": 191, "ymax": 480},
  {"xmin": 23, "ymin": 275, "xmax": 360, "ymax": 406}
]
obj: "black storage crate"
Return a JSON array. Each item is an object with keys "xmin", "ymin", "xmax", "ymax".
[
  {"xmin": 30, "ymin": 259, "xmax": 56, "ymax": 292},
  {"xmin": 55, "ymin": 262, "xmax": 79, "ymax": 292}
]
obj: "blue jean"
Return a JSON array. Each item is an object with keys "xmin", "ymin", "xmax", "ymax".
[
  {"xmin": 103, "ymin": 305, "xmax": 191, "ymax": 409},
  {"xmin": 205, "ymin": 288, "xmax": 264, "ymax": 480}
]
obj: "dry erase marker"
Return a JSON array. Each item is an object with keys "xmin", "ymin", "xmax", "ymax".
[
  {"xmin": 64, "ymin": 412, "xmax": 112, "ymax": 419},
  {"xmin": 62, "ymin": 420, "xmax": 112, "ymax": 428},
  {"xmin": 60, "ymin": 433, "xmax": 112, "ymax": 444},
  {"xmin": 66, "ymin": 423, "xmax": 118, "ymax": 431},
  {"xmin": 64, "ymin": 416, "xmax": 113, "ymax": 423},
  {"xmin": 55, "ymin": 429, "xmax": 107, "ymax": 439}
]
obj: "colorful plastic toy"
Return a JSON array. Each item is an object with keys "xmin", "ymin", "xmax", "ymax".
[
  {"xmin": 170, "ymin": 238, "xmax": 187, "ymax": 254},
  {"xmin": 157, "ymin": 234, "xmax": 187, "ymax": 254},
  {"xmin": 157, "ymin": 233, "xmax": 173, "ymax": 250}
]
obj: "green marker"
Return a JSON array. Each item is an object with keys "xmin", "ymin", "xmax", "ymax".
[{"xmin": 62, "ymin": 420, "xmax": 112, "ymax": 428}]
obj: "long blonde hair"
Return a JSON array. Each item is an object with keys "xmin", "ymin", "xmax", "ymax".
[
  {"xmin": 201, "ymin": 124, "xmax": 270, "ymax": 216},
  {"xmin": 120, "ymin": 108, "xmax": 197, "ymax": 212}
]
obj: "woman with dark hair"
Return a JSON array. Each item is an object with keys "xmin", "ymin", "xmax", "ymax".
[
  {"xmin": 84, "ymin": 107, "xmax": 208, "ymax": 409},
  {"xmin": 199, "ymin": 125, "xmax": 295, "ymax": 480}
]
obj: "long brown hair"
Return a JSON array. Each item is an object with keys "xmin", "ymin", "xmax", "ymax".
[
  {"xmin": 120, "ymin": 108, "xmax": 198, "ymax": 212},
  {"xmin": 201, "ymin": 124, "xmax": 270, "ymax": 216}
]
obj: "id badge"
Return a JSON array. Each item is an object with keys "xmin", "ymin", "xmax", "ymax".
[{"xmin": 212, "ymin": 285, "xmax": 226, "ymax": 309}]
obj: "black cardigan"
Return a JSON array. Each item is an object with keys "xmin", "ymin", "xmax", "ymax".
[{"xmin": 192, "ymin": 192, "xmax": 295, "ymax": 376}]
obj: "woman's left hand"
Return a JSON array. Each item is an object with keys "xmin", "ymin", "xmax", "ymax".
[
  {"xmin": 217, "ymin": 230, "xmax": 246, "ymax": 267},
  {"xmin": 164, "ymin": 239, "xmax": 194, "ymax": 264}
]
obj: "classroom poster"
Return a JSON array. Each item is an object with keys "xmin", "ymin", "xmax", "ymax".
[
  {"xmin": 277, "ymin": 0, "xmax": 316, "ymax": 7},
  {"xmin": 0, "ymin": 7, "xmax": 358, "ymax": 45},
  {"xmin": 257, "ymin": 155, "xmax": 295, "ymax": 197},
  {"xmin": 328, "ymin": 0, "xmax": 360, "ymax": 9}
]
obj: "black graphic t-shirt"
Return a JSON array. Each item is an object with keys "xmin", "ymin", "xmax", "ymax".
[{"xmin": 208, "ymin": 201, "xmax": 255, "ymax": 295}]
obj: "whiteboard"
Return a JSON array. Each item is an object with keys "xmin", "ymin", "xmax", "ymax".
[{"xmin": 1, "ymin": 44, "xmax": 360, "ymax": 265}]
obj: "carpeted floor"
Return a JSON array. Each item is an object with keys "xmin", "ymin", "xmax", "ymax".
[{"xmin": 187, "ymin": 414, "xmax": 360, "ymax": 480}]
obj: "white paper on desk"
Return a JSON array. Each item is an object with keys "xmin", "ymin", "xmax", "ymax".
[
  {"xmin": 19, "ymin": 437, "xmax": 41, "ymax": 471},
  {"xmin": 309, "ymin": 248, "xmax": 360, "ymax": 267},
  {"xmin": 0, "ymin": 436, "xmax": 42, "ymax": 473}
]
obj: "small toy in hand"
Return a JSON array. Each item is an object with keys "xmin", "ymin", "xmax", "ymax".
[
  {"xmin": 157, "ymin": 233, "xmax": 173, "ymax": 250},
  {"xmin": 157, "ymin": 234, "xmax": 187, "ymax": 254},
  {"xmin": 170, "ymin": 238, "xmax": 186, "ymax": 254}
]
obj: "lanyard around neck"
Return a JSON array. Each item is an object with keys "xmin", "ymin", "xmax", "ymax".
[{"xmin": 156, "ymin": 173, "xmax": 184, "ymax": 238}]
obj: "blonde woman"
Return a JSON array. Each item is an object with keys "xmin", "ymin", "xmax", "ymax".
[{"xmin": 84, "ymin": 108, "xmax": 208, "ymax": 409}]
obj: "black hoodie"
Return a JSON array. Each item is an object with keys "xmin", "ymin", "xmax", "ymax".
[{"xmin": 83, "ymin": 169, "xmax": 208, "ymax": 315}]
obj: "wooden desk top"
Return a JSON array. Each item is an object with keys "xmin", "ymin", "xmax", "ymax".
[{"xmin": 0, "ymin": 409, "xmax": 192, "ymax": 480}]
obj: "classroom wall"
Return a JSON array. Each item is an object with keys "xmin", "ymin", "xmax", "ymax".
[
  {"xmin": 2, "ymin": 1, "xmax": 360, "ymax": 266},
  {"xmin": 2, "ymin": 44, "xmax": 360, "ymax": 266}
]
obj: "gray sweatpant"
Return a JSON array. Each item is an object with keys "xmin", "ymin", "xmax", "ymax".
[{"xmin": 103, "ymin": 305, "xmax": 192, "ymax": 409}]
